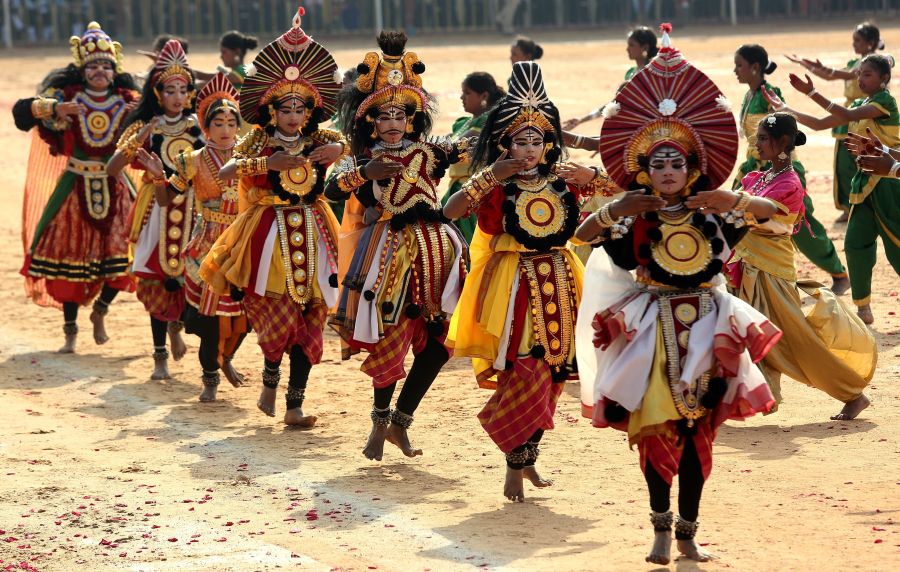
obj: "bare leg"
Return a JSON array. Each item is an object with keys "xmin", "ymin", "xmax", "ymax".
[
  {"xmin": 503, "ymin": 467, "xmax": 525, "ymax": 502},
  {"xmin": 168, "ymin": 321, "xmax": 187, "ymax": 361},
  {"xmin": 830, "ymin": 393, "xmax": 870, "ymax": 420},
  {"xmin": 362, "ymin": 409, "xmax": 390, "ymax": 461},
  {"xmin": 198, "ymin": 371, "xmax": 219, "ymax": 402}
]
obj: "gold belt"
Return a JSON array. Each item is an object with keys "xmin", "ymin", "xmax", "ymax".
[
  {"xmin": 66, "ymin": 157, "xmax": 107, "ymax": 176},
  {"xmin": 202, "ymin": 208, "xmax": 237, "ymax": 225}
]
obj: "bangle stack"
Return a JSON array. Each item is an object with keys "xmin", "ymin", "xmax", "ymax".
[
  {"xmin": 338, "ymin": 165, "xmax": 368, "ymax": 193},
  {"xmin": 463, "ymin": 168, "xmax": 500, "ymax": 208},
  {"xmin": 572, "ymin": 134, "xmax": 584, "ymax": 149},
  {"xmin": 118, "ymin": 135, "xmax": 142, "ymax": 161},
  {"xmin": 733, "ymin": 190, "xmax": 752, "ymax": 211},
  {"xmin": 30, "ymin": 98, "xmax": 57, "ymax": 120},
  {"xmin": 235, "ymin": 156, "xmax": 268, "ymax": 177},
  {"xmin": 889, "ymin": 160, "xmax": 900, "ymax": 179}
]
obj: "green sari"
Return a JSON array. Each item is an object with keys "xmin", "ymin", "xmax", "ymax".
[{"xmin": 441, "ymin": 113, "xmax": 487, "ymax": 243}]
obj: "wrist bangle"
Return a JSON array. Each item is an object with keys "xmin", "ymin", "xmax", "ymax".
[
  {"xmin": 596, "ymin": 203, "xmax": 619, "ymax": 227},
  {"xmin": 889, "ymin": 160, "xmax": 900, "ymax": 178},
  {"xmin": 826, "ymin": 101, "xmax": 835, "ymax": 112},
  {"xmin": 734, "ymin": 190, "xmax": 752, "ymax": 211},
  {"xmin": 152, "ymin": 175, "xmax": 166, "ymax": 186},
  {"xmin": 806, "ymin": 88, "xmax": 818, "ymax": 98},
  {"xmin": 573, "ymin": 134, "xmax": 584, "ymax": 149}
]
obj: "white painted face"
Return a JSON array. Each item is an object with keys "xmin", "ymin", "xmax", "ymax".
[
  {"xmin": 508, "ymin": 127, "xmax": 544, "ymax": 171},
  {"xmin": 648, "ymin": 145, "xmax": 688, "ymax": 196}
]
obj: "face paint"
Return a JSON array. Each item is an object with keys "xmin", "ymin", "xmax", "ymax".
[
  {"xmin": 648, "ymin": 146, "xmax": 689, "ymax": 196},
  {"xmin": 374, "ymin": 106, "xmax": 409, "ymax": 144},
  {"xmin": 508, "ymin": 127, "xmax": 544, "ymax": 171}
]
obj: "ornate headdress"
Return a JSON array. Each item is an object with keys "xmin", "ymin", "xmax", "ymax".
[
  {"xmin": 151, "ymin": 39, "xmax": 192, "ymax": 87},
  {"xmin": 239, "ymin": 7, "xmax": 341, "ymax": 126},
  {"xmin": 598, "ymin": 24, "xmax": 737, "ymax": 189},
  {"xmin": 491, "ymin": 62, "xmax": 557, "ymax": 140},
  {"xmin": 353, "ymin": 31, "xmax": 427, "ymax": 119},
  {"xmin": 69, "ymin": 21, "xmax": 123, "ymax": 73},
  {"xmin": 196, "ymin": 72, "xmax": 240, "ymax": 128}
]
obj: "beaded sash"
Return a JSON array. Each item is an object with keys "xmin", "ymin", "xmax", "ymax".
[{"xmin": 519, "ymin": 251, "xmax": 577, "ymax": 369}]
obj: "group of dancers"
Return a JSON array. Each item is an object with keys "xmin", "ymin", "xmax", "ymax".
[{"xmin": 13, "ymin": 11, "xmax": 896, "ymax": 564}]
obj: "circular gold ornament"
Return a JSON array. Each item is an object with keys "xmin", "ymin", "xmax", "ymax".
[
  {"xmin": 387, "ymin": 69, "xmax": 404, "ymax": 86},
  {"xmin": 167, "ymin": 227, "xmax": 182, "ymax": 240},
  {"xmin": 290, "ymin": 231, "xmax": 304, "ymax": 247},
  {"xmin": 548, "ymin": 321, "xmax": 560, "ymax": 334},
  {"xmin": 169, "ymin": 209, "xmax": 183, "ymax": 224},
  {"xmin": 171, "ymin": 193, "xmax": 186, "ymax": 205},
  {"xmin": 167, "ymin": 244, "xmax": 180, "ymax": 255},
  {"xmin": 87, "ymin": 111, "xmax": 110, "ymax": 135},
  {"xmin": 542, "ymin": 282, "xmax": 555, "ymax": 297},
  {"xmin": 545, "ymin": 302, "xmax": 557, "ymax": 315},
  {"xmin": 537, "ymin": 262, "xmax": 552, "ymax": 276},
  {"xmin": 678, "ymin": 330, "xmax": 691, "ymax": 348},
  {"xmin": 550, "ymin": 339, "xmax": 561, "ymax": 351},
  {"xmin": 279, "ymin": 162, "xmax": 316, "ymax": 196},
  {"xmin": 651, "ymin": 223, "xmax": 712, "ymax": 276},
  {"xmin": 293, "ymin": 268, "xmax": 307, "ymax": 283},
  {"xmin": 284, "ymin": 66, "xmax": 300, "ymax": 80},
  {"xmin": 675, "ymin": 303, "xmax": 698, "ymax": 324},
  {"xmin": 161, "ymin": 136, "xmax": 194, "ymax": 172},
  {"xmin": 287, "ymin": 211, "xmax": 303, "ymax": 228},
  {"xmin": 91, "ymin": 179, "xmax": 103, "ymax": 190},
  {"xmin": 296, "ymin": 285, "xmax": 308, "ymax": 297},
  {"xmin": 291, "ymin": 250, "xmax": 306, "ymax": 266},
  {"xmin": 167, "ymin": 258, "xmax": 179, "ymax": 268},
  {"xmin": 92, "ymin": 192, "xmax": 103, "ymax": 202},
  {"xmin": 514, "ymin": 190, "xmax": 565, "ymax": 239}
]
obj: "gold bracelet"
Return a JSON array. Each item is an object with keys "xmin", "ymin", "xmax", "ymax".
[
  {"xmin": 236, "ymin": 156, "xmax": 268, "ymax": 177},
  {"xmin": 31, "ymin": 98, "xmax": 57, "ymax": 120},
  {"xmin": 118, "ymin": 135, "xmax": 141, "ymax": 161},
  {"xmin": 596, "ymin": 203, "xmax": 619, "ymax": 227},
  {"xmin": 338, "ymin": 165, "xmax": 367, "ymax": 193},
  {"xmin": 463, "ymin": 168, "xmax": 498, "ymax": 206},
  {"xmin": 151, "ymin": 175, "xmax": 166, "ymax": 186},
  {"xmin": 734, "ymin": 190, "xmax": 752, "ymax": 212}
]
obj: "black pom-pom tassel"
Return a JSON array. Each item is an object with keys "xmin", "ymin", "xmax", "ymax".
[
  {"xmin": 551, "ymin": 366, "xmax": 569, "ymax": 383},
  {"xmin": 503, "ymin": 182, "xmax": 517, "ymax": 196},
  {"xmin": 647, "ymin": 227, "xmax": 663, "ymax": 242},
  {"xmin": 552, "ymin": 178, "xmax": 568, "ymax": 192},
  {"xmin": 504, "ymin": 360, "xmax": 513, "ymax": 371},
  {"xmin": 708, "ymin": 258, "xmax": 724, "ymax": 273},
  {"xmin": 638, "ymin": 243, "xmax": 652, "ymax": 260},
  {"xmin": 692, "ymin": 213, "xmax": 706, "ymax": 227},
  {"xmin": 677, "ymin": 418, "xmax": 698, "ymax": 437},
  {"xmin": 702, "ymin": 221, "xmax": 718, "ymax": 238},
  {"xmin": 604, "ymin": 402, "xmax": 628, "ymax": 423},
  {"xmin": 700, "ymin": 377, "xmax": 728, "ymax": 409},
  {"xmin": 710, "ymin": 237, "xmax": 724, "ymax": 255},
  {"xmin": 230, "ymin": 286, "xmax": 245, "ymax": 302},
  {"xmin": 164, "ymin": 278, "xmax": 181, "ymax": 292},
  {"xmin": 363, "ymin": 290, "xmax": 376, "ymax": 301},
  {"xmin": 530, "ymin": 345, "xmax": 546, "ymax": 359},
  {"xmin": 411, "ymin": 61, "xmax": 426, "ymax": 74},
  {"xmin": 501, "ymin": 200, "xmax": 515, "ymax": 214},
  {"xmin": 356, "ymin": 63, "xmax": 370, "ymax": 74},
  {"xmin": 381, "ymin": 301, "xmax": 395, "ymax": 315},
  {"xmin": 329, "ymin": 273, "xmax": 338, "ymax": 288},
  {"xmin": 643, "ymin": 211, "xmax": 659, "ymax": 223},
  {"xmin": 405, "ymin": 304, "xmax": 422, "ymax": 319}
]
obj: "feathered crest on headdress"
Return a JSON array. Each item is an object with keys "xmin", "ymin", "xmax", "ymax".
[
  {"xmin": 599, "ymin": 24, "xmax": 738, "ymax": 189},
  {"xmin": 196, "ymin": 72, "xmax": 239, "ymax": 128},
  {"xmin": 69, "ymin": 21, "xmax": 124, "ymax": 73},
  {"xmin": 152, "ymin": 39, "xmax": 192, "ymax": 87},
  {"xmin": 239, "ymin": 5, "xmax": 340, "ymax": 125},
  {"xmin": 491, "ymin": 62, "xmax": 556, "ymax": 139}
]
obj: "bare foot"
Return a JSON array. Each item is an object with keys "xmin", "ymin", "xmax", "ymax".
[
  {"xmin": 830, "ymin": 275, "xmax": 850, "ymax": 296},
  {"xmin": 362, "ymin": 422, "xmax": 388, "ymax": 461},
  {"xmin": 835, "ymin": 211, "xmax": 849, "ymax": 223},
  {"xmin": 89, "ymin": 308, "xmax": 109, "ymax": 345},
  {"xmin": 150, "ymin": 352, "xmax": 170, "ymax": 380},
  {"xmin": 523, "ymin": 465, "xmax": 553, "ymax": 488},
  {"xmin": 199, "ymin": 384, "xmax": 218, "ymax": 402},
  {"xmin": 168, "ymin": 324, "xmax": 187, "ymax": 361},
  {"xmin": 222, "ymin": 358, "xmax": 246, "ymax": 387},
  {"xmin": 504, "ymin": 467, "xmax": 525, "ymax": 502},
  {"xmin": 857, "ymin": 304, "xmax": 874, "ymax": 325},
  {"xmin": 677, "ymin": 538, "xmax": 717, "ymax": 562},
  {"xmin": 284, "ymin": 407, "xmax": 317, "ymax": 427},
  {"xmin": 386, "ymin": 424, "xmax": 423, "ymax": 457},
  {"xmin": 830, "ymin": 393, "xmax": 870, "ymax": 420},
  {"xmin": 257, "ymin": 386, "xmax": 276, "ymax": 417},
  {"xmin": 646, "ymin": 530, "xmax": 672, "ymax": 565},
  {"xmin": 59, "ymin": 332, "xmax": 77, "ymax": 354}
]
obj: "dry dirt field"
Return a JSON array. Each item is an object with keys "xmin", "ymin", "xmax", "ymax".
[{"xmin": 0, "ymin": 20, "xmax": 899, "ymax": 572}]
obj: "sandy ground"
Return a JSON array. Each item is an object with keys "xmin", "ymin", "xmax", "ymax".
[{"xmin": 1, "ymin": 21, "xmax": 899, "ymax": 572}]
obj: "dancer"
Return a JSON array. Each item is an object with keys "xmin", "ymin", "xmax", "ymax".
[
  {"xmin": 575, "ymin": 26, "xmax": 778, "ymax": 564},
  {"xmin": 200, "ymin": 7, "xmax": 346, "ymax": 426},
  {"xmin": 108, "ymin": 39, "xmax": 202, "ymax": 380},
  {"xmin": 847, "ymin": 127, "xmax": 900, "ymax": 177},
  {"xmin": 140, "ymin": 73, "xmax": 249, "ymax": 401},
  {"xmin": 690, "ymin": 112, "xmax": 875, "ymax": 418},
  {"xmin": 13, "ymin": 21, "xmax": 139, "ymax": 353},
  {"xmin": 325, "ymin": 31, "xmax": 468, "ymax": 460},
  {"xmin": 763, "ymin": 55, "xmax": 899, "ymax": 323},
  {"xmin": 441, "ymin": 71, "xmax": 505, "ymax": 243},
  {"xmin": 787, "ymin": 22, "xmax": 884, "ymax": 220},
  {"xmin": 444, "ymin": 62, "xmax": 582, "ymax": 502},
  {"xmin": 194, "ymin": 30, "xmax": 259, "ymax": 88},
  {"xmin": 563, "ymin": 26, "xmax": 658, "ymax": 130},
  {"xmin": 733, "ymin": 44, "xmax": 849, "ymax": 294}
]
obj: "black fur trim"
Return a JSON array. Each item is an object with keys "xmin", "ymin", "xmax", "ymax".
[
  {"xmin": 405, "ymin": 304, "xmax": 422, "ymax": 319},
  {"xmin": 530, "ymin": 345, "xmax": 546, "ymax": 359},
  {"xmin": 502, "ymin": 183, "xmax": 579, "ymax": 251},
  {"xmin": 647, "ymin": 227, "xmax": 663, "ymax": 242},
  {"xmin": 164, "ymin": 278, "xmax": 181, "ymax": 292},
  {"xmin": 702, "ymin": 221, "xmax": 718, "ymax": 238},
  {"xmin": 700, "ymin": 377, "xmax": 728, "ymax": 409},
  {"xmin": 604, "ymin": 402, "xmax": 628, "ymax": 423},
  {"xmin": 710, "ymin": 237, "xmax": 724, "ymax": 255}
]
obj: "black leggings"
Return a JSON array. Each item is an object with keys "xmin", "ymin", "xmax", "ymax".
[
  {"xmin": 265, "ymin": 345, "xmax": 313, "ymax": 408},
  {"xmin": 373, "ymin": 335, "xmax": 449, "ymax": 415},
  {"xmin": 62, "ymin": 284, "xmax": 118, "ymax": 323},
  {"xmin": 151, "ymin": 316, "xmax": 168, "ymax": 349},
  {"xmin": 644, "ymin": 437, "xmax": 705, "ymax": 524}
]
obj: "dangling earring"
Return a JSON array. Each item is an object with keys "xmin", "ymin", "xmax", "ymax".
[
  {"xmin": 880, "ymin": 82, "xmax": 887, "ymax": 89},
  {"xmin": 778, "ymin": 151, "xmax": 789, "ymax": 160},
  {"xmin": 641, "ymin": 50, "xmax": 648, "ymax": 58},
  {"xmin": 183, "ymin": 91, "xmax": 195, "ymax": 110},
  {"xmin": 636, "ymin": 171, "xmax": 653, "ymax": 193},
  {"xmin": 681, "ymin": 169, "xmax": 701, "ymax": 197},
  {"xmin": 268, "ymin": 105, "xmax": 277, "ymax": 127},
  {"xmin": 405, "ymin": 121, "xmax": 414, "ymax": 134},
  {"xmin": 480, "ymin": 99, "xmax": 487, "ymax": 109},
  {"xmin": 540, "ymin": 143, "xmax": 553, "ymax": 165}
]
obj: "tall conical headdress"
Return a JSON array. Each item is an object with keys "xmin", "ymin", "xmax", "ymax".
[
  {"xmin": 196, "ymin": 72, "xmax": 239, "ymax": 128},
  {"xmin": 69, "ymin": 21, "xmax": 123, "ymax": 73},
  {"xmin": 599, "ymin": 24, "xmax": 738, "ymax": 189},
  {"xmin": 239, "ymin": 6, "xmax": 341, "ymax": 125},
  {"xmin": 151, "ymin": 39, "xmax": 192, "ymax": 87},
  {"xmin": 491, "ymin": 61, "xmax": 556, "ymax": 139}
]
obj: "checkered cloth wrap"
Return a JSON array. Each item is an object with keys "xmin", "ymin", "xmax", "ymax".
[
  {"xmin": 243, "ymin": 293, "xmax": 327, "ymax": 363},
  {"xmin": 638, "ymin": 420, "xmax": 715, "ymax": 486},
  {"xmin": 136, "ymin": 279, "xmax": 185, "ymax": 322},
  {"xmin": 360, "ymin": 315, "xmax": 452, "ymax": 388},
  {"xmin": 477, "ymin": 357, "xmax": 563, "ymax": 453}
]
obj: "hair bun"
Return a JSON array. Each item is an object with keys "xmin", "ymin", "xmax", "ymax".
[
  {"xmin": 794, "ymin": 131, "xmax": 807, "ymax": 147},
  {"xmin": 765, "ymin": 61, "xmax": 778, "ymax": 74}
]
